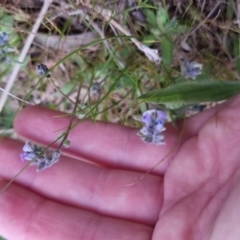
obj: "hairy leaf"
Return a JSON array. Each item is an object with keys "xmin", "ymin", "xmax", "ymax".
[{"xmin": 139, "ymin": 80, "xmax": 240, "ymax": 105}]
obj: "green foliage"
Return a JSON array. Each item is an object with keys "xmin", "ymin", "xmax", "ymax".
[
  {"xmin": 160, "ymin": 35, "xmax": 173, "ymax": 66},
  {"xmin": 144, "ymin": 9, "xmax": 158, "ymax": 28},
  {"xmin": 0, "ymin": 12, "xmax": 20, "ymax": 47},
  {"xmin": 0, "ymin": 104, "xmax": 15, "ymax": 129},
  {"xmin": 156, "ymin": 7, "xmax": 169, "ymax": 29},
  {"xmin": 139, "ymin": 80, "xmax": 240, "ymax": 108},
  {"xmin": 145, "ymin": 6, "xmax": 188, "ymax": 66},
  {"xmin": 232, "ymin": 33, "xmax": 240, "ymax": 77},
  {"xmin": 0, "ymin": 1, "xmax": 239, "ymax": 128}
]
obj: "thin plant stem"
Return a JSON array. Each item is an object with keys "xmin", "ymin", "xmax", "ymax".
[
  {"xmin": 57, "ymin": 81, "xmax": 82, "ymax": 150},
  {"xmin": 0, "ymin": 87, "xmax": 31, "ymax": 104}
]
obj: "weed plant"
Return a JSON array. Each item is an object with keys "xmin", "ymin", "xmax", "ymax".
[{"xmin": 0, "ymin": 0, "xmax": 240, "ymax": 238}]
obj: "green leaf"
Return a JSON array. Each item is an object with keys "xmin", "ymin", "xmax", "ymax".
[
  {"xmin": 58, "ymin": 82, "xmax": 76, "ymax": 96},
  {"xmin": 144, "ymin": 9, "xmax": 158, "ymax": 28},
  {"xmin": 232, "ymin": 33, "xmax": 240, "ymax": 77},
  {"xmin": 0, "ymin": 13, "xmax": 20, "ymax": 48},
  {"xmin": 0, "ymin": 14, "xmax": 14, "ymax": 31},
  {"xmin": 142, "ymin": 34, "xmax": 157, "ymax": 46},
  {"xmin": 165, "ymin": 18, "xmax": 178, "ymax": 32},
  {"xmin": 226, "ymin": 0, "xmax": 234, "ymax": 20},
  {"xmin": 156, "ymin": 7, "xmax": 169, "ymax": 30},
  {"xmin": 160, "ymin": 36, "xmax": 173, "ymax": 65},
  {"xmin": 139, "ymin": 80, "xmax": 240, "ymax": 105}
]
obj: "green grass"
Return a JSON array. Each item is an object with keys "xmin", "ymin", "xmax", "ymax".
[{"xmin": 0, "ymin": 1, "xmax": 239, "ymax": 129}]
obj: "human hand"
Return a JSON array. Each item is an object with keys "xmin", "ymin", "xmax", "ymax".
[{"xmin": 1, "ymin": 95, "xmax": 240, "ymax": 240}]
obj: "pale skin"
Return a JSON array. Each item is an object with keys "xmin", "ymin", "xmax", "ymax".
[{"xmin": 1, "ymin": 95, "xmax": 240, "ymax": 240}]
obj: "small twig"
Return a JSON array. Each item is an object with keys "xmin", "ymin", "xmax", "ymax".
[{"xmin": 0, "ymin": 0, "xmax": 53, "ymax": 112}]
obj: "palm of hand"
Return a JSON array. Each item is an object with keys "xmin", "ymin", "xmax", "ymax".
[{"xmin": 1, "ymin": 96, "xmax": 240, "ymax": 240}]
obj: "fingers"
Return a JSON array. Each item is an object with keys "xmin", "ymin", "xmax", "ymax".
[
  {"xmin": 0, "ymin": 138, "xmax": 162, "ymax": 226},
  {"xmin": 0, "ymin": 180, "xmax": 153, "ymax": 240},
  {"xmin": 14, "ymin": 106, "xmax": 178, "ymax": 174},
  {"xmin": 14, "ymin": 94, "xmax": 238, "ymax": 175},
  {"xmin": 151, "ymin": 95, "xmax": 240, "ymax": 238}
]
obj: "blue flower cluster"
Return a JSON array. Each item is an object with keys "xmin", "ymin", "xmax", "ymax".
[
  {"xmin": 0, "ymin": 32, "xmax": 14, "ymax": 63},
  {"xmin": 20, "ymin": 142, "xmax": 61, "ymax": 172},
  {"xmin": 137, "ymin": 109, "xmax": 167, "ymax": 145}
]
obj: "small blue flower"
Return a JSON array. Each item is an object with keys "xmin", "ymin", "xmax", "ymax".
[
  {"xmin": 137, "ymin": 109, "xmax": 167, "ymax": 145},
  {"xmin": 36, "ymin": 63, "xmax": 51, "ymax": 77},
  {"xmin": 20, "ymin": 142, "xmax": 61, "ymax": 171},
  {"xmin": 36, "ymin": 150, "xmax": 61, "ymax": 172},
  {"xmin": 181, "ymin": 59, "xmax": 203, "ymax": 80},
  {"xmin": 0, "ymin": 32, "xmax": 13, "ymax": 63},
  {"xmin": 90, "ymin": 82, "xmax": 101, "ymax": 96},
  {"xmin": 20, "ymin": 142, "xmax": 45, "ymax": 163},
  {"xmin": 0, "ymin": 32, "xmax": 9, "ymax": 47}
]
